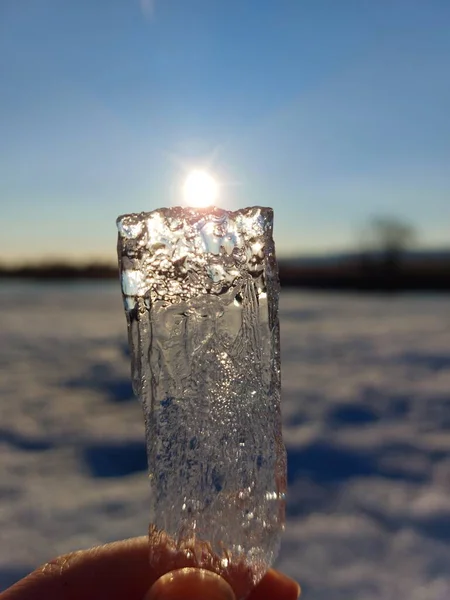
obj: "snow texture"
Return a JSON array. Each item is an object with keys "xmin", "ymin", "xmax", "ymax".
[{"xmin": 0, "ymin": 283, "xmax": 449, "ymax": 599}]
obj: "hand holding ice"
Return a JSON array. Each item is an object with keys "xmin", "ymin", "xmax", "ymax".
[{"xmin": 117, "ymin": 206, "xmax": 286, "ymax": 598}]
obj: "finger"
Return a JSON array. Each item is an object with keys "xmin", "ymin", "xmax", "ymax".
[
  {"xmin": 145, "ymin": 567, "xmax": 300, "ymax": 600},
  {"xmin": 146, "ymin": 568, "xmax": 301, "ymax": 600},
  {"xmin": 0, "ymin": 537, "xmax": 300, "ymax": 600},
  {"xmin": 0, "ymin": 537, "xmax": 153, "ymax": 600},
  {"xmin": 247, "ymin": 569, "xmax": 301, "ymax": 600}
]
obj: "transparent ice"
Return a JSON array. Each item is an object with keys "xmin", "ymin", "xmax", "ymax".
[{"xmin": 117, "ymin": 206, "xmax": 286, "ymax": 598}]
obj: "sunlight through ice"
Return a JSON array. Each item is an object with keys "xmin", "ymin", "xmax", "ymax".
[{"xmin": 116, "ymin": 206, "xmax": 286, "ymax": 599}]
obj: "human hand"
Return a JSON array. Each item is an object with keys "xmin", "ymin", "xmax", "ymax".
[{"xmin": 0, "ymin": 537, "xmax": 300, "ymax": 600}]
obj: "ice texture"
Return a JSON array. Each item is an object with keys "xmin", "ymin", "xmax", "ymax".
[{"xmin": 116, "ymin": 206, "xmax": 286, "ymax": 597}]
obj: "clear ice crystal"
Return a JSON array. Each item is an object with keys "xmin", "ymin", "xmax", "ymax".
[{"xmin": 116, "ymin": 206, "xmax": 286, "ymax": 598}]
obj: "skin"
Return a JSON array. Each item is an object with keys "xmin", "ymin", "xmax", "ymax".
[{"xmin": 0, "ymin": 537, "xmax": 300, "ymax": 600}]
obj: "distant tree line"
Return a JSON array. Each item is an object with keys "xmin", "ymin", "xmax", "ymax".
[
  {"xmin": 280, "ymin": 216, "xmax": 449, "ymax": 292},
  {"xmin": 1, "ymin": 216, "xmax": 449, "ymax": 292},
  {"xmin": 0, "ymin": 263, "xmax": 118, "ymax": 280}
]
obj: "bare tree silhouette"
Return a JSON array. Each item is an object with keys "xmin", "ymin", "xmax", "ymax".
[
  {"xmin": 357, "ymin": 216, "xmax": 417, "ymax": 290},
  {"xmin": 359, "ymin": 216, "xmax": 416, "ymax": 266}
]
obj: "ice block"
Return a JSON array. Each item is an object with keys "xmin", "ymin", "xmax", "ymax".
[{"xmin": 116, "ymin": 206, "xmax": 286, "ymax": 598}]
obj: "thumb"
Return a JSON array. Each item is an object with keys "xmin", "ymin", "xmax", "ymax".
[{"xmin": 144, "ymin": 568, "xmax": 236, "ymax": 600}]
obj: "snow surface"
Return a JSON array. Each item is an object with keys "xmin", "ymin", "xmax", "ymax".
[{"xmin": 0, "ymin": 283, "xmax": 449, "ymax": 599}]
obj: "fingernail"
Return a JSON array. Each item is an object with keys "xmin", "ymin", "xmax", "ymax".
[{"xmin": 144, "ymin": 568, "xmax": 236, "ymax": 600}]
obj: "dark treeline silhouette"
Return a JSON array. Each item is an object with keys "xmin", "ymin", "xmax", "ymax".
[
  {"xmin": 280, "ymin": 216, "xmax": 450, "ymax": 292},
  {"xmin": 1, "ymin": 252, "xmax": 449, "ymax": 292},
  {"xmin": 0, "ymin": 263, "xmax": 119, "ymax": 281},
  {"xmin": 279, "ymin": 252, "xmax": 450, "ymax": 292}
]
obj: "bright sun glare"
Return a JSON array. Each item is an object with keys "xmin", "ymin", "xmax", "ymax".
[{"xmin": 183, "ymin": 170, "xmax": 218, "ymax": 208}]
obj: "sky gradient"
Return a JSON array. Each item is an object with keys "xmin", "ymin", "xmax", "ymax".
[{"xmin": 1, "ymin": 0, "xmax": 449, "ymax": 263}]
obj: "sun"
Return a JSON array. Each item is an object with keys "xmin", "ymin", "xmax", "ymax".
[{"xmin": 183, "ymin": 170, "xmax": 219, "ymax": 208}]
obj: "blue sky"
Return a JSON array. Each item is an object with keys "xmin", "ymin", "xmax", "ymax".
[{"xmin": 1, "ymin": 0, "xmax": 449, "ymax": 262}]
